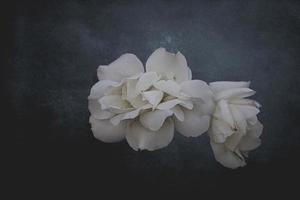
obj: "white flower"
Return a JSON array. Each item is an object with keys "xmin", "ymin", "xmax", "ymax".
[
  {"xmin": 88, "ymin": 48, "xmax": 214, "ymax": 151},
  {"xmin": 208, "ymin": 81, "xmax": 263, "ymax": 169}
]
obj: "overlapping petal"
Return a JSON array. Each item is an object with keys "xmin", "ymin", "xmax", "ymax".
[
  {"xmin": 146, "ymin": 48, "xmax": 192, "ymax": 83},
  {"xmin": 97, "ymin": 53, "xmax": 144, "ymax": 82},
  {"xmin": 126, "ymin": 119, "xmax": 174, "ymax": 151}
]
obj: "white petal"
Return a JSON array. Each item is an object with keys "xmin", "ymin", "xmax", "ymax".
[
  {"xmin": 194, "ymin": 99, "xmax": 215, "ymax": 115},
  {"xmin": 142, "ymin": 90, "xmax": 163, "ymax": 108},
  {"xmin": 89, "ymin": 116, "xmax": 126, "ymax": 143},
  {"xmin": 209, "ymin": 118, "xmax": 234, "ymax": 143},
  {"xmin": 153, "ymin": 80, "xmax": 181, "ymax": 97},
  {"xmin": 210, "ymin": 141, "xmax": 246, "ymax": 169},
  {"xmin": 231, "ymin": 104, "xmax": 260, "ymax": 119},
  {"xmin": 209, "ymin": 81, "xmax": 250, "ymax": 93},
  {"xmin": 146, "ymin": 48, "xmax": 192, "ymax": 83},
  {"xmin": 247, "ymin": 120, "xmax": 263, "ymax": 138},
  {"xmin": 238, "ymin": 121, "xmax": 263, "ymax": 151},
  {"xmin": 126, "ymin": 118, "xmax": 174, "ymax": 151},
  {"xmin": 88, "ymin": 80, "xmax": 119, "ymax": 99},
  {"xmin": 136, "ymin": 72, "xmax": 160, "ymax": 92},
  {"xmin": 126, "ymin": 79, "xmax": 139, "ymax": 100},
  {"xmin": 97, "ymin": 53, "xmax": 144, "ymax": 82},
  {"xmin": 128, "ymin": 95, "xmax": 148, "ymax": 109},
  {"xmin": 179, "ymin": 100, "xmax": 194, "ymax": 110},
  {"xmin": 218, "ymin": 100, "xmax": 235, "ymax": 128},
  {"xmin": 99, "ymin": 95, "xmax": 131, "ymax": 110},
  {"xmin": 175, "ymin": 109, "xmax": 210, "ymax": 137},
  {"xmin": 180, "ymin": 80, "xmax": 213, "ymax": 101},
  {"xmin": 230, "ymin": 105, "xmax": 247, "ymax": 135},
  {"xmin": 230, "ymin": 99, "xmax": 260, "ymax": 108},
  {"xmin": 139, "ymin": 110, "xmax": 173, "ymax": 131},
  {"xmin": 214, "ymin": 88, "xmax": 256, "ymax": 101},
  {"xmin": 171, "ymin": 105, "xmax": 184, "ymax": 121},
  {"xmin": 110, "ymin": 106, "xmax": 144, "ymax": 126},
  {"xmin": 157, "ymin": 99, "xmax": 181, "ymax": 110},
  {"xmin": 224, "ymin": 131, "xmax": 244, "ymax": 151},
  {"xmin": 88, "ymin": 99, "xmax": 115, "ymax": 119}
]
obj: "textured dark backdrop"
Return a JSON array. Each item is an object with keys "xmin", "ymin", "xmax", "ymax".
[{"xmin": 4, "ymin": 0, "xmax": 300, "ymax": 197}]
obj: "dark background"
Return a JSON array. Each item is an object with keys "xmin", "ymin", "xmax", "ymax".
[{"xmin": 4, "ymin": 0, "xmax": 300, "ymax": 197}]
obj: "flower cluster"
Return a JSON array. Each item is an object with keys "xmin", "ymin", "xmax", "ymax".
[{"xmin": 88, "ymin": 48, "xmax": 263, "ymax": 169}]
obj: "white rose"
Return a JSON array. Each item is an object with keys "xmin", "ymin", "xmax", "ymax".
[
  {"xmin": 88, "ymin": 48, "xmax": 214, "ymax": 151},
  {"xmin": 208, "ymin": 81, "xmax": 263, "ymax": 169}
]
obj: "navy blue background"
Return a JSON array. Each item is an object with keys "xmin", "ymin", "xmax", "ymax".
[{"xmin": 4, "ymin": 0, "xmax": 300, "ymax": 197}]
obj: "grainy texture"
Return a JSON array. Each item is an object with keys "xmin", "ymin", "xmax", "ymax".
[{"xmin": 5, "ymin": 0, "xmax": 300, "ymax": 197}]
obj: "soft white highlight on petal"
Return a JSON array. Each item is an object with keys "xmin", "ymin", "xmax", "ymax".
[
  {"xmin": 232, "ymin": 104, "xmax": 260, "ymax": 119},
  {"xmin": 210, "ymin": 141, "xmax": 246, "ymax": 169},
  {"xmin": 110, "ymin": 104, "xmax": 152, "ymax": 126},
  {"xmin": 139, "ymin": 110, "xmax": 173, "ymax": 131},
  {"xmin": 218, "ymin": 99, "xmax": 235, "ymax": 128},
  {"xmin": 88, "ymin": 80, "xmax": 119, "ymax": 99},
  {"xmin": 126, "ymin": 79, "xmax": 139, "ymax": 100},
  {"xmin": 153, "ymin": 80, "xmax": 181, "ymax": 97},
  {"xmin": 128, "ymin": 95, "xmax": 148, "ymax": 109},
  {"xmin": 180, "ymin": 80, "xmax": 213, "ymax": 101},
  {"xmin": 97, "ymin": 54, "xmax": 144, "ymax": 82},
  {"xmin": 175, "ymin": 109, "xmax": 211, "ymax": 137},
  {"xmin": 209, "ymin": 118, "xmax": 233, "ymax": 143},
  {"xmin": 171, "ymin": 105, "xmax": 185, "ymax": 121},
  {"xmin": 126, "ymin": 119, "xmax": 174, "ymax": 151},
  {"xmin": 99, "ymin": 95, "xmax": 131, "ymax": 110},
  {"xmin": 89, "ymin": 116, "xmax": 126, "ymax": 143},
  {"xmin": 142, "ymin": 90, "xmax": 164, "ymax": 108},
  {"xmin": 89, "ymin": 99, "xmax": 115, "ymax": 119},
  {"xmin": 209, "ymin": 81, "xmax": 250, "ymax": 93},
  {"xmin": 157, "ymin": 99, "xmax": 181, "ymax": 110},
  {"xmin": 214, "ymin": 88, "xmax": 256, "ymax": 101},
  {"xmin": 136, "ymin": 72, "xmax": 160, "ymax": 92},
  {"xmin": 146, "ymin": 48, "xmax": 192, "ymax": 83}
]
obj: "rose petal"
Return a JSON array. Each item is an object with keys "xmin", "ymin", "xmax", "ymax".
[
  {"xmin": 136, "ymin": 72, "xmax": 160, "ymax": 92},
  {"xmin": 238, "ymin": 121, "xmax": 263, "ymax": 151},
  {"xmin": 171, "ymin": 105, "xmax": 184, "ymax": 121},
  {"xmin": 231, "ymin": 104, "xmax": 260, "ymax": 119},
  {"xmin": 209, "ymin": 81, "xmax": 250, "ymax": 93},
  {"xmin": 146, "ymin": 48, "xmax": 192, "ymax": 83},
  {"xmin": 157, "ymin": 99, "xmax": 182, "ymax": 110},
  {"xmin": 99, "ymin": 95, "xmax": 131, "ymax": 110},
  {"xmin": 88, "ymin": 80, "xmax": 119, "ymax": 99},
  {"xmin": 88, "ymin": 99, "xmax": 115, "ymax": 119},
  {"xmin": 153, "ymin": 80, "xmax": 181, "ymax": 97},
  {"xmin": 230, "ymin": 99, "xmax": 260, "ymax": 108},
  {"xmin": 175, "ymin": 108, "xmax": 210, "ymax": 137},
  {"xmin": 126, "ymin": 79, "xmax": 139, "ymax": 100},
  {"xmin": 218, "ymin": 100, "xmax": 235, "ymax": 128},
  {"xmin": 247, "ymin": 120, "xmax": 263, "ymax": 138},
  {"xmin": 142, "ymin": 90, "xmax": 164, "ymax": 108},
  {"xmin": 214, "ymin": 88, "xmax": 256, "ymax": 101},
  {"xmin": 128, "ymin": 95, "xmax": 148, "ymax": 109},
  {"xmin": 180, "ymin": 80, "xmax": 213, "ymax": 101},
  {"xmin": 224, "ymin": 131, "xmax": 244, "ymax": 151},
  {"xmin": 89, "ymin": 116, "xmax": 126, "ymax": 143},
  {"xmin": 139, "ymin": 110, "xmax": 173, "ymax": 131},
  {"xmin": 97, "ymin": 53, "xmax": 144, "ymax": 82},
  {"xmin": 230, "ymin": 105, "xmax": 247, "ymax": 135},
  {"xmin": 126, "ymin": 118, "xmax": 174, "ymax": 151},
  {"xmin": 110, "ymin": 104, "xmax": 152, "ymax": 125},
  {"xmin": 194, "ymin": 99, "xmax": 215, "ymax": 116},
  {"xmin": 209, "ymin": 118, "xmax": 234, "ymax": 143},
  {"xmin": 210, "ymin": 141, "xmax": 246, "ymax": 169}
]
